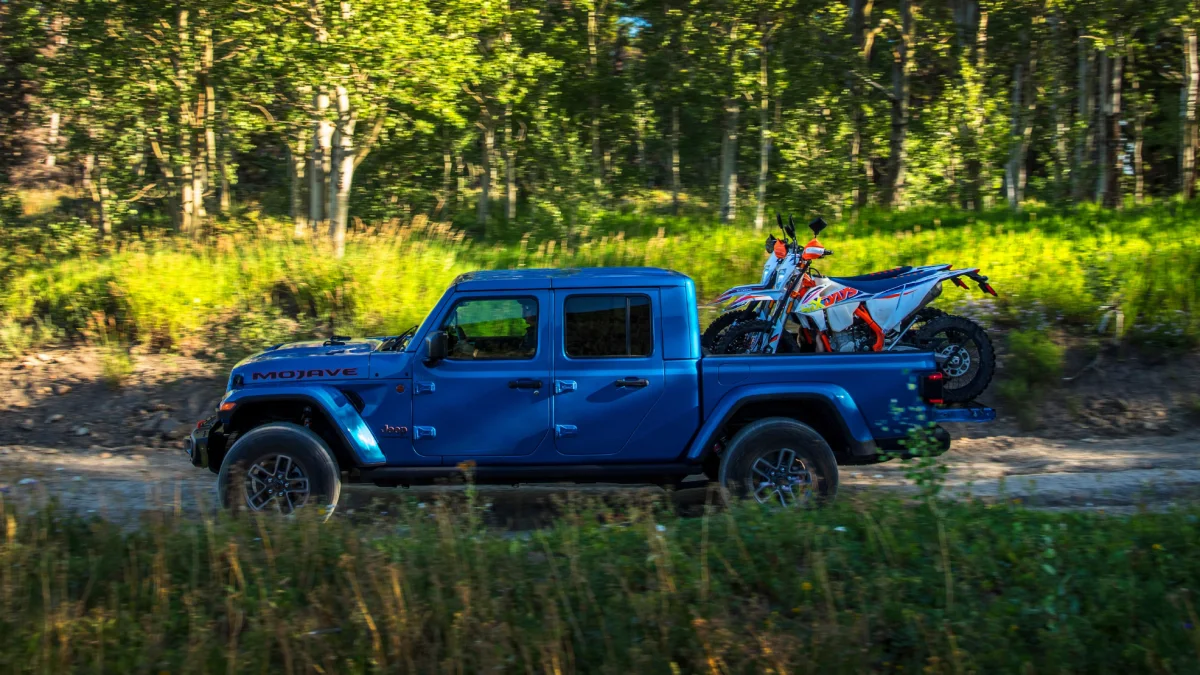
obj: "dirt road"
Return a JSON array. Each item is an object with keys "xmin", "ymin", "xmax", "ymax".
[
  {"xmin": 3, "ymin": 429, "xmax": 1198, "ymax": 523},
  {"xmin": 1, "ymin": 347, "xmax": 1198, "ymax": 522}
]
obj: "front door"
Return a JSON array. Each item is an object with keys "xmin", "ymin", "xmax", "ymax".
[
  {"xmin": 411, "ymin": 291, "xmax": 552, "ymax": 457},
  {"xmin": 552, "ymin": 290, "xmax": 665, "ymax": 455}
]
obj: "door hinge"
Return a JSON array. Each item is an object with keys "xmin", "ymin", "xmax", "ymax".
[
  {"xmin": 555, "ymin": 424, "xmax": 578, "ymax": 439},
  {"xmin": 554, "ymin": 380, "xmax": 577, "ymax": 394},
  {"xmin": 413, "ymin": 426, "xmax": 437, "ymax": 439},
  {"xmin": 415, "ymin": 381, "xmax": 436, "ymax": 394}
]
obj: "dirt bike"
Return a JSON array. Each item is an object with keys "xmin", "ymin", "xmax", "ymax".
[
  {"xmin": 711, "ymin": 216, "xmax": 998, "ymax": 403},
  {"xmin": 700, "ymin": 214, "xmax": 799, "ymax": 349}
]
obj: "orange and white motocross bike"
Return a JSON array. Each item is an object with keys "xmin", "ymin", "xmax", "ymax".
[{"xmin": 711, "ymin": 216, "xmax": 998, "ymax": 403}]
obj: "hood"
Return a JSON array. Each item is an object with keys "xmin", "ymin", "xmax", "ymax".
[{"xmin": 230, "ymin": 338, "xmax": 379, "ymax": 388}]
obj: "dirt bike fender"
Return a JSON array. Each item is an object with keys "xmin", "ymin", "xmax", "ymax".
[
  {"xmin": 709, "ymin": 283, "xmax": 774, "ymax": 306},
  {"xmin": 727, "ymin": 291, "xmax": 784, "ymax": 311}
]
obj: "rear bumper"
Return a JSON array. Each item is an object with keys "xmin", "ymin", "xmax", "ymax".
[{"xmin": 932, "ymin": 405, "xmax": 996, "ymax": 423}]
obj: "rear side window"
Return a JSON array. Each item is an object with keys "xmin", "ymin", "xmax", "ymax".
[{"xmin": 564, "ymin": 295, "xmax": 652, "ymax": 358}]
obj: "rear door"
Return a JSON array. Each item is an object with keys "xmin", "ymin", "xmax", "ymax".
[
  {"xmin": 551, "ymin": 290, "xmax": 665, "ymax": 455},
  {"xmin": 411, "ymin": 291, "xmax": 552, "ymax": 457}
]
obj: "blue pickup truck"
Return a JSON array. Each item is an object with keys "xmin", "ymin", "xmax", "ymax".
[{"xmin": 186, "ymin": 267, "xmax": 993, "ymax": 512}]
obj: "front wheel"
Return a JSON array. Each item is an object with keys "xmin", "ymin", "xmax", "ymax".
[
  {"xmin": 718, "ymin": 418, "xmax": 838, "ymax": 506},
  {"xmin": 217, "ymin": 422, "xmax": 341, "ymax": 516},
  {"xmin": 712, "ymin": 320, "xmax": 797, "ymax": 355},
  {"xmin": 916, "ymin": 314, "xmax": 995, "ymax": 403},
  {"xmin": 702, "ymin": 309, "xmax": 757, "ymax": 349}
]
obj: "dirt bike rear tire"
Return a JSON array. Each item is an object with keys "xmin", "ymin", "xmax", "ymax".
[
  {"xmin": 713, "ymin": 320, "xmax": 798, "ymax": 355},
  {"xmin": 916, "ymin": 315, "xmax": 995, "ymax": 403},
  {"xmin": 702, "ymin": 310, "xmax": 758, "ymax": 349}
]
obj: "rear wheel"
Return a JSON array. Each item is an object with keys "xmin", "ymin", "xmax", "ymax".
[
  {"xmin": 917, "ymin": 314, "xmax": 995, "ymax": 402},
  {"xmin": 718, "ymin": 418, "xmax": 838, "ymax": 506},
  {"xmin": 702, "ymin": 309, "xmax": 757, "ymax": 349}
]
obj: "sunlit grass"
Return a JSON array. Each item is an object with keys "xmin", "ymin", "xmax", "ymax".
[
  {"xmin": 1, "ymin": 202, "xmax": 1197, "ymax": 357},
  {"xmin": 0, "ymin": 493, "xmax": 1195, "ymax": 672}
]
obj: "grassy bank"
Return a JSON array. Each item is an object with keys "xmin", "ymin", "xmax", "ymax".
[
  {"xmin": 1, "ymin": 202, "xmax": 1198, "ymax": 357},
  {"xmin": 0, "ymin": 494, "xmax": 1197, "ymax": 673}
]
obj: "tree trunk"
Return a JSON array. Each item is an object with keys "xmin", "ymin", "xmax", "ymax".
[
  {"xmin": 1095, "ymin": 50, "xmax": 1109, "ymax": 204},
  {"xmin": 504, "ymin": 103, "xmax": 516, "ymax": 221},
  {"xmin": 719, "ymin": 98, "xmax": 739, "ymax": 223},
  {"xmin": 587, "ymin": 6, "xmax": 602, "ymax": 192},
  {"xmin": 1073, "ymin": 33, "xmax": 1092, "ymax": 202},
  {"xmin": 217, "ymin": 109, "xmax": 231, "ymax": 214},
  {"xmin": 1184, "ymin": 26, "xmax": 1198, "ymax": 200},
  {"xmin": 329, "ymin": 85, "xmax": 354, "ymax": 258},
  {"xmin": 885, "ymin": 0, "xmax": 915, "ymax": 208},
  {"xmin": 1105, "ymin": 43, "xmax": 1123, "ymax": 209},
  {"xmin": 848, "ymin": 0, "xmax": 868, "ymax": 207},
  {"xmin": 1006, "ymin": 61, "xmax": 1023, "ymax": 210},
  {"xmin": 82, "ymin": 152, "xmax": 105, "ymax": 234},
  {"xmin": 289, "ymin": 132, "xmax": 309, "ymax": 237},
  {"xmin": 963, "ymin": 7, "xmax": 987, "ymax": 210},
  {"xmin": 46, "ymin": 112, "xmax": 60, "ymax": 168},
  {"xmin": 754, "ymin": 34, "xmax": 771, "ymax": 232},
  {"xmin": 1130, "ymin": 45, "xmax": 1145, "ymax": 205},
  {"xmin": 670, "ymin": 105, "xmax": 681, "ymax": 215},
  {"xmin": 311, "ymin": 89, "xmax": 331, "ymax": 226},
  {"xmin": 478, "ymin": 115, "xmax": 494, "ymax": 228},
  {"xmin": 1049, "ymin": 9, "xmax": 1068, "ymax": 202},
  {"xmin": 635, "ymin": 96, "xmax": 647, "ymax": 183}
]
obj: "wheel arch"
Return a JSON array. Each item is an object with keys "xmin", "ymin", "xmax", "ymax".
[
  {"xmin": 687, "ymin": 386, "xmax": 879, "ymax": 468},
  {"xmin": 219, "ymin": 387, "xmax": 385, "ymax": 472}
]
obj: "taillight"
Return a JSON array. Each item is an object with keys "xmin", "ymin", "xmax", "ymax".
[{"xmin": 922, "ymin": 372, "xmax": 945, "ymax": 405}]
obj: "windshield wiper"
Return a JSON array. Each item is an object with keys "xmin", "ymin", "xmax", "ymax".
[{"xmin": 380, "ymin": 325, "xmax": 418, "ymax": 352}]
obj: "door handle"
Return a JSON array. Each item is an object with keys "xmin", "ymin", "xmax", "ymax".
[
  {"xmin": 508, "ymin": 379, "xmax": 543, "ymax": 389},
  {"xmin": 614, "ymin": 377, "xmax": 650, "ymax": 388}
]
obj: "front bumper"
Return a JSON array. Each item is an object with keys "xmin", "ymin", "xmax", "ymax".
[{"xmin": 184, "ymin": 416, "xmax": 225, "ymax": 472}]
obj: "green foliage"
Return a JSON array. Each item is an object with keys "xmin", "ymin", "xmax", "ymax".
[
  {"xmin": 1000, "ymin": 329, "xmax": 1066, "ymax": 430},
  {"xmin": 1, "ymin": 203, "xmax": 1197, "ymax": 356},
  {"xmin": 1006, "ymin": 330, "xmax": 1066, "ymax": 388},
  {"xmin": 0, "ymin": 496, "xmax": 1197, "ymax": 672}
]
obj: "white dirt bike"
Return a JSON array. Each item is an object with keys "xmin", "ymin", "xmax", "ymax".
[{"xmin": 709, "ymin": 216, "xmax": 998, "ymax": 403}]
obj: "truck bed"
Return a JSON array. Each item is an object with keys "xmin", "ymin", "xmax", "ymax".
[{"xmin": 691, "ymin": 351, "xmax": 938, "ymax": 461}]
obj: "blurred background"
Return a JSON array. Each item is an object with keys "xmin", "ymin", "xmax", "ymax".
[{"xmin": 0, "ymin": 0, "xmax": 1195, "ymax": 368}]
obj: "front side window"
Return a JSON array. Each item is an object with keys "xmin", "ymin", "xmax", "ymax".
[
  {"xmin": 564, "ymin": 295, "xmax": 652, "ymax": 358},
  {"xmin": 442, "ymin": 297, "xmax": 538, "ymax": 360}
]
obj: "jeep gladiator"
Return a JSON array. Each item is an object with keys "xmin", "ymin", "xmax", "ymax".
[{"xmin": 186, "ymin": 267, "xmax": 993, "ymax": 511}]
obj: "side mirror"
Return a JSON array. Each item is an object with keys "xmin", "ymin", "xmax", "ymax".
[
  {"xmin": 424, "ymin": 331, "xmax": 448, "ymax": 364},
  {"xmin": 809, "ymin": 217, "xmax": 828, "ymax": 236}
]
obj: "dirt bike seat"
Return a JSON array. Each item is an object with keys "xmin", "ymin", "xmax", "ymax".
[
  {"xmin": 829, "ymin": 266, "xmax": 913, "ymax": 283},
  {"xmin": 830, "ymin": 267, "xmax": 944, "ymax": 294}
]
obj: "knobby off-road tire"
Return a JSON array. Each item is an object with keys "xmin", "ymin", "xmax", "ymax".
[
  {"xmin": 217, "ymin": 422, "xmax": 341, "ymax": 517},
  {"xmin": 713, "ymin": 320, "xmax": 800, "ymax": 354},
  {"xmin": 917, "ymin": 314, "xmax": 995, "ymax": 403},
  {"xmin": 718, "ymin": 418, "xmax": 838, "ymax": 506},
  {"xmin": 702, "ymin": 309, "xmax": 757, "ymax": 350}
]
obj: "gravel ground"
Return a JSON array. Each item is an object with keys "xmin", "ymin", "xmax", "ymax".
[{"xmin": 1, "ymin": 347, "xmax": 1198, "ymax": 524}]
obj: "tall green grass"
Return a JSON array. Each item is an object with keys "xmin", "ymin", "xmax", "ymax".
[
  {"xmin": 2, "ymin": 202, "xmax": 1197, "ymax": 356},
  {"xmin": 0, "ymin": 494, "xmax": 1196, "ymax": 673}
]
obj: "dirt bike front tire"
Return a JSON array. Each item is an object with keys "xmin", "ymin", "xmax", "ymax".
[
  {"xmin": 713, "ymin": 320, "xmax": 798, "ymax": 355},
  {"xmin": 702, "ymin": 309, "xmax": 757, "ymax": 349}
]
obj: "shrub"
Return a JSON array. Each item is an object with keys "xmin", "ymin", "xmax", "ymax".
[
  {"xmin": 1000, "ymin": 330, "xmax": 1065, "ymax": 429},
  {"xmin": 0, "ymin": 495, "xmax": 1196, "ymax": 673}
]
